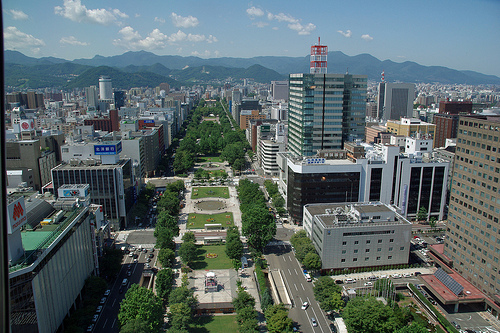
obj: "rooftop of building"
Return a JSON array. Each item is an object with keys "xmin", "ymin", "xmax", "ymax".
[
  {"xmin": 54, "ymin": 158, "xmax": 129, "ymax": 170},
  {"xmin": 305, "ymin": 202, "xmax": 410, "ymax": 228},
  {"xmin": 9, "ymin": 205, "xmax": 88, "ymax": 275}
]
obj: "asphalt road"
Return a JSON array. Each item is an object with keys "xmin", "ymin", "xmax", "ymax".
[
  {"xmin": 92, "ymin": 244, "xmax": 157, "ymax": 333},
  {"xmin": 265, "ymin": 226, "xmax": 332, "ymax": 333}
]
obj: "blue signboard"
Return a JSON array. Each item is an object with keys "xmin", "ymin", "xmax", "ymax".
[
  {"xmin": 94, "ymin": 142, "xmax": 122, "ymax": 155},
  {"xmin": 143, "ymin": 119, "xmax": 154, "ymax": 124}
]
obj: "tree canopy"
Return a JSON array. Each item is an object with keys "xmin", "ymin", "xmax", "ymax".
[{"xmin": 118, "ymin": 284, "xmax": 164, "ymax": 333}]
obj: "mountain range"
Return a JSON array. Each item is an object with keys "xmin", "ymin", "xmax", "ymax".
[{"xmin": 4, "ymin": 50, "xmax": 500, "ymax": 89}]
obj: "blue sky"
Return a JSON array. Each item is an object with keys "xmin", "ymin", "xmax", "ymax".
[{"xmin": 3, "ymin": 0, "xmax": 500, "ymax": 77}]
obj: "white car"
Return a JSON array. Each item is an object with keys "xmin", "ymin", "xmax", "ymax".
[
  {"xmin": 301, "ymin": 301, "xmax": 309, "ymax": 310},
  {"xmin": 364, "ymin": 281, "xmax": 373, "ymax": 287},
  {"xmin": 392, "ymin": 274, "xmax": 402, "ymax": 279}
]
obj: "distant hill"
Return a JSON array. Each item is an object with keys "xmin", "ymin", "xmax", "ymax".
[{"xmin": 5, "ymin": 50, "xmax": 500, "ymax": 85}]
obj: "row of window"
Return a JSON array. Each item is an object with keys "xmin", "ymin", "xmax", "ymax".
[
  {"xmin": 340, "ymin": 246, "xmax": 404, "ymax": 254},
  {"xmin": 340, "ymin": 256, "xmax": 393, "ymax": 263},
  {"xmin": 341, "ymin": 238, "xmax": 395, "ymax": 244},
  {"xmin": 459, "ymin": 120, "xmax": 500, "ymax": 134}
]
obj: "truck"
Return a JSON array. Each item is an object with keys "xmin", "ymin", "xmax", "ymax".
[{"xmin": 303, "ymin": 270, "xmax": 312, "ymax": 282}]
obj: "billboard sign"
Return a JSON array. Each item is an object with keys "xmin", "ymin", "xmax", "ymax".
[
  {"xmin": 20, "ymin": 119, "xmax": 34, "ymax": 132},
  {"xmin": 306, "ymin": 158, "xmax": 325, "ymax": 164},
  {"xmin": 7, "ymin": 197, "xmax": 27, "ymax": 234},
  {"xmin": 94, "ymin": 142, "xmax": 122, "ymax": 155},
  {"xmin": 143, "ymin": 119, "xmax": 154, "ymax": 124}
]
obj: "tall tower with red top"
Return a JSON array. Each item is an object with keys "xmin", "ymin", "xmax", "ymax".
[{"xmin": 310, "ymin": 37, "xmax": 328, "ymax": 74}]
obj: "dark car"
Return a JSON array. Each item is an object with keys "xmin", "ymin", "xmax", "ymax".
[
  {"xmin": 335, "ymin": 280, "xmax": 343, "ymax": 284},
  {"xmin": 329, "ymin": 323, "xmax": 337, "ymax": 332}
]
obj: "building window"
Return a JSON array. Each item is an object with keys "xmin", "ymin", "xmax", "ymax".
[
  {"xmin": 366, "ymin": 240, "xmax": 371, "ymax": 244},
  {"xmin": 389, "ymin": 247, "xmax": 393, "ymax": 251},
  {"xmin": 388, "ymin": 256, "xmax": 392, "ymax": 260},
  {"xmin": 354, "ymin": 249, "xmax": 358, "ymax": 253},
  {"xmin": 365, "ymin": 249, "xmax": 370, "ymax": 252},
  {"xmin": 378, "ymin": 239, "xmax": 382, "ymax": 243},
  {"xmin": 342, "ymin": 250, "xmax": 346, "ymax": 254},
  {"xmin": 400, "ymin": 246, "xmax": 405, "ymax": 250},
  {"xmin": 376, "ymin": 256, "xmax": 381, "ymax": 260},
  {"xmin": 365, "ymin": 257, "xmax": 369, "ymax": 261},
  {"xmin": 342, "ymin": 241, "xmax": 347, "ymax": 246},
  {"xmin": 377, "ymin": 248, "xmax": 382, "ymax": 252},
  {"xmin": 341, "ymin": 259, "xmax": 346, "ymax": 263},
  {"xmin": 353, "ymin": 258, "xmax": 357, "ymax": 262},
  {"xmin": 390, "ymin": 239, "xmax": 394, "ymax": 243}
]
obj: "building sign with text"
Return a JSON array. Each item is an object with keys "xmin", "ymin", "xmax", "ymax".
[{"xmin": 7, "ymin": 197, "xmax": 27, "ymax": 234}]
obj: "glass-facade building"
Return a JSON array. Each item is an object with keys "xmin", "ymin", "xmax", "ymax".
[{"xmin": 288, "ymin": 73, "xmax": 367, "ymax": 157}]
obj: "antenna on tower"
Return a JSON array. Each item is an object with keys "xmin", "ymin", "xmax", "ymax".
[
  {"xmin": 381, "ymin": 70, "xmax": 385, "ymax": 82},
  {"xmin": 310, "ymin": 37, "xmax": 328, "ymax": 74}
]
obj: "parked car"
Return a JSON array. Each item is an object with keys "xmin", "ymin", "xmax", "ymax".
[
  {"xmin": 104, "ymin": 289, "xmax": 110, "ymax": 296},
  {"xmin": 100, "ymin": 297, "xmax": 106, "ymax": 304},
  {"xmin": 87, "ymin": 324, "xmax": 94, "ymax": 332},
  {"xmin": 311, "ymin": 317, "xmax": 318, "ymax": 327},
  {"xmin": 329, "ymin": 323, "xmax": 337, "ymax": 332},
  {"xmin": 92, "ymin": 314, "xmax": 99, "ymax": 322},
  {"xmin": 364, "ymin": 281, "xmax": 373, "ymax": 287},
  {"xmin": 335, "ymin": 280, "xmax": 344, "ymax": 284},
  {"xmin": 96, "ymin": 306, "xmax": 103, "ymax": 313},
  {"xmin": 301, "ymin": 301, "xmax": 309, "ymax": 310}
]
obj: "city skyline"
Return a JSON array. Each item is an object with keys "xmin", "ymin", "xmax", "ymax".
[{"xmin": 3, "ymin": 0, "xmax": 500, "ymax": 77}]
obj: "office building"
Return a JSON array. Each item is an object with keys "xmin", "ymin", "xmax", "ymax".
[
  {"xmin": 377, "ymin": 82, "xmax": 415, "ymax": 121},
  {"xmin": 99, "ymin": 76, "xmax": 113, "ymax": 100},
  {"xmin": 288, "ymin": 73, "xmax": 367, "ymax": 157},
  {"xmin": 270, "ymin": 81, "xmax": 289, "ymax": 101},
  {"xmin": 52, "ymin": 144, "xmax": 135, "ymax": 230},
  {"xmin": 278, "ymin": 140, "xmax": 449, "ymax": 224},
  {"xmin": 443, "ymin": 114, "xmax": 500, "ymax": 298},
  {"xmin": 85, "ymin": 86, "xmax": 98, "ymax": 109},
  {"xmin": 303, "ymin": 202, "xmax": 411, "ymax": 271},
  {"xmin": 386, "ymin": 117, "xmax": 435, "ymax": 138},
  {"xmin": 84, "ymin": 109, "xmax": 119, "ymax": 132},
  {"xmin": 8, "ymin": 194, "xmax": 96, "ymax": 333},
  {"xmin": 433, "ymin": 101, "xmax": 473, "ymax": 148}
]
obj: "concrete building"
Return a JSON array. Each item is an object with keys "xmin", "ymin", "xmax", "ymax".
[
  {"xmin": 386, "ymin": 117, "xmax": 435, "ymax": 138},
  {"xmin": 52, "ymin": 148, "xmax": 136, "ymax": 230},
  {"xmin": 85, "ymin": 86, "xmax": 98, "ymax": 109},
  {"xmin": 288, "ymin": 73, "xmax": 367, "ymax": 157},
  {"xmin": 270, "ymin": 81, "xmax": 289, "ymax": 101},
  {"xmin": 278, "ymin": 141, "xmax": 449, "ymax": 224},
  {"xmin": 99, "ymin": 76, "xmax": 113, "ymax": 100},
  {"xmin": 433, "ymin": 101, "xmax": 473, "ymax": 148},
  {"xmin": 303, "ymin": 202, "xmax": 411, "ymax": 271},
  {"xmin": 8, "ymin": 195, "xmax": 95, "ymax": 333},
  {"xmin": 443, "ymin": 114, "xmax": 500, "ymax": 298},
  {"xmin": 377, "ymin": 82, "xmax": 415, "ymax": 121}
]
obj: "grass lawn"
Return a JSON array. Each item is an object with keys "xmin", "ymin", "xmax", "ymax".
[
  {"xmin": 191, "ymin": 315, "xmax": 238, "ymax": 333},
  {"xmin": 192, "ymin": 245, "xmax": 233, "ymax": 270},
  {"xmin": 191, "ymin": 187, "xmax": 229, "ymax": 199},
  {"xmin": 187, "ymin": 212, "xmax": 234, "ymax": 229},
  {"xmin": 196, "ymin": 156, "xmax": 224, "ymax": 163}
]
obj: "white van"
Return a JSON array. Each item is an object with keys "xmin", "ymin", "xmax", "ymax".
[{"xmin": 345, "ymin": 278, "xmax": 356, "ymax": 284}]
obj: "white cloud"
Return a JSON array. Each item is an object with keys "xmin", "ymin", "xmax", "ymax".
[
  {"xmin": 252, "ymin": 21, "xmax": 268, "ymax": 28},
  {"xmin": 154, "ymin": 17, "xmax": 165, "ymax": 24},
  {"xmin": 171, "ymin": 12, "xmax": 199, "ymax": 28},
  {"xmin": 361, "ymin": 34, "xmax": 373, "ymax": 41},
  {"xmin": 60, "ymin": 36, "xmax": 88, "ymax": 46},
  {"xmin": 337, "ymin": 30, "xmax": 352, "ymax": 38},
  {"xmin": 288, "ymin": 22, "xmax": 316, "ymax": 35},
  {"xmin": 9, "ymin": 9, "xmax": 28, "ymax": 20},
  {"xmin": 54, "ymin": 0, "xmax": 128, "ymax": 25},
  {"xmin": 246, "ymin": 6, "xmax": 264, "ymax": 18},
  {"xmin": 4, "ymin": 26, "xmax": 45, "ymax": 50},
  {"xmin": 252, "ymin": 9, "xmax": 315, "ymax": 35},
  {"xmin": 191, "ymin": 50, "xmax": 211, "ymax": 57},
  {"xmin": 114, "ymin": 26, "xmax": 216, "ymax": 50}
]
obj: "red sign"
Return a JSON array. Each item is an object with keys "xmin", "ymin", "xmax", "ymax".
[{"xmin": 12, "ymin": 202, "xmax": 24, "ymax": 221}]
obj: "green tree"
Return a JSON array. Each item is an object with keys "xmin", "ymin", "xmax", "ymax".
[
  {"xmin": 158, "ymin": 248, "xmax": 175, "ymax": 268},
  {"xmin": 232, "ymin": 290, "xmax": 255, "ymax": 312},
  {"xmin": 155, "ymin": 268, "xmax": 174, "ymax": 300},
  {"xmin": 236, "ymin": 306, "xmax": 257, "ymax": 325},
  {"xmin": 429, "ymin": 217, "xmax": 437, "ymax": 230},
  {"xmin": 155, "ymin": 212, "xmax": 180, "ymax": 238},
  {"xmin": 241, "ymin": 206, "xmax": 276, "ymax": 251},
  {"xmin": 239, "ymin": 318, "xmax": 259, "ymax": 333},
  {"xmin": 395, "ymin": 322, "xmax": 429, "ymax": 333},
  {"xmin": 267, "ymin": 309, "xmax": 294, "ymax": 333},
  {"xmin": 181, "ymin": 231, "xmax": 196, "ymax": 243},
  {"xmin": 168, "ymin": 302, "xmax": 192, "ymax": 331},
  {"xmin": 416, "ymin": 206, "xmax": 428, "ymax": 221},
  {"xmin": 100, "ymin": 248, "xmax": 124, "ymax": 281},
  {"xmin": 155, "ymin": 227, "xmax": 175, "ymax": 250},
  {"xmin": 303, "ymin": 252, "xmax": 322, "ymax": 271},
  {"xmin": 343, "ymin": 297, "xmax": 404, "ymax": 333},
  {"xmin": 313, "ymin": 276, "xmax": 344, "ymax": 312},
  {"xmin": 168, "ymin": 286, "xmax": 197, "ymax": 309},
  {"xmin": 226, "ymin": 238, "xmax": 243, "ymax": 261},
  {"xmin": 158, "ymin": 191, "xmax": 180, "ymax": 216},
  {"xmin": 119, "ymin": 318, "xmax": 150, "ymax": 333},
  {"xmin": 118, "ymin": 284, "xmax": 164, "ymax": 333},
  {"xmin": 179, "ymin": 241, "xmax": 197, "ymax": 266}
]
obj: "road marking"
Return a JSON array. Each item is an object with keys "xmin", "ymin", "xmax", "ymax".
[
  {"xmin": 289, "ymin": 256, "xmax": 292, "ymax": 261},
  {"xmin": 288, "ymin": 269, "xmax": 291, "ymax": 275},
  {"xmin": 294, "ymin": 284, "xmax": 298, "ymax": 291},
  {"xmin": 283, "ymin": 256, "xmax": 286, "ymax": 262},
  {"xmin": 112, "ymin": 299, "xmax": 116, "ymax": 307},
  {"xmin": 301, "ymin": 283, "xmax": 305, "ymax": 291},
  {"xmin": 111, "ymin": 319, "xmax": 116, "ymax": 328},
  {"xmin": 310, "ymin": 305, "xmax": 325, "ymax": 333},
  {"xmin": 103, "ymin": 319, "xmax": 108, "ymax": 328},
  {"xmin": 294, "ymin": 269, "xmax": 298, "ymax": 275}
]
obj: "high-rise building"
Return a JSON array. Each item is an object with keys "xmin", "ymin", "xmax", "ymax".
[
  {"xmin": 287, "ymin": 73, "xmax": 367, "ymax": 157},
  {"xmin": 85, "ymin": 86, "xmax": 98, "ymax": 109},
  {"xmin": 99, "ymin": 76, "xmax": 113, "ymax": 100},
  {"xmin": 270, "ymin": 81, "xmax": 289, "ymax": 101},
  {"xmin": 377, "ymin": 82, "xmax": 415, "ymax": 121},
  {"xmin": 433, "ymin": 101, "xmax": 473, "ymax": 148},
  {"xmin": 443, "ymin": 114, "xmax": 500, "ymax": 298}
]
